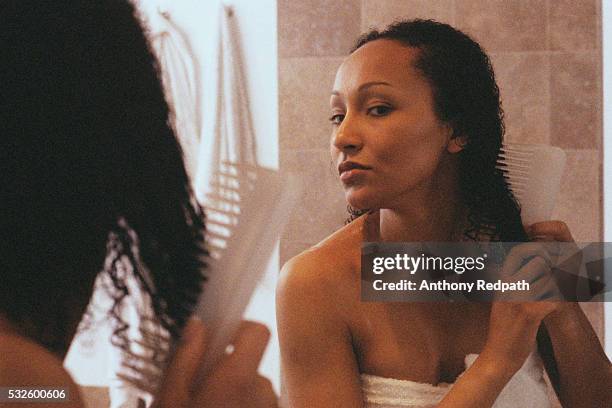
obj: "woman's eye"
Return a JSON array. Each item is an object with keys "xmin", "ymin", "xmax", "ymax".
[
  {"xmin": 329, "ymin": 114, "xmax": 345, "ymax": 125},
  {"xmin": 368, "ymin": 105, "xmax": 392, "ymax": 116}
]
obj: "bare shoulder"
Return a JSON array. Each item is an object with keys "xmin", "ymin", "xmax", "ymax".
[
  {"xmin": 277, "ymin": 216, "xmax": 366, "ymax": 306},
  {"xmin": 0, "ymin": 333, "xmax": 85, "ymax": 408},
  {"xmin": 277, "ymin": 219, "xmax": 365, "ymax": 405}
]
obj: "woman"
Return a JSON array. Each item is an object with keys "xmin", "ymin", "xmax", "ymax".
[
  {"xmin": 0, "ymin": 1, "xmax": 276, "ymax": 407},
  {"xmin": 277, "ymin": 20, "xmax": 610, "ymax": 407}
]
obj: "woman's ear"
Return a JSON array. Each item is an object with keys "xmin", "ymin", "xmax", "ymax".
[
  {"xmin": 446, "ymin": 126, "xmax": 467, "ymax": 153},
  {"xmin": 447, "ymin": 135, "xmax": 467, "ymax": 153}
]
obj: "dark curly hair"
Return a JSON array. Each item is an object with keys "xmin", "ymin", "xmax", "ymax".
[
  {"xmin": 347, "ymin": 19, "xmax": 527, "ymax": 243},
  {"xmin": 0, "ymin": 0, "xmax": 206, "ymax": 356}
]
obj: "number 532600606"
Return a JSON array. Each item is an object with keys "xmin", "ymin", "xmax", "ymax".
[{"xmin": 2, "ymin": 387, "xmax": 68, "ymax": 402}]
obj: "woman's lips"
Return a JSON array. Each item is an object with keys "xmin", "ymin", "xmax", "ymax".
[
  {"xmin": 340, "ymin": 169, "xmax": 367, "ymax": 184},
  {"xmin": 339, "ymin": 168, "xmax": 369, "ymax": 183},
  {"xmin": 338, "ymin": 161, "xmax": 371, "ymax": 184}
]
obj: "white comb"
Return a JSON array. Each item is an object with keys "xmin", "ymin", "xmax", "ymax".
[
  {"xmin": 496, "ymin": 143, "xmax": 566, "ymax": 226},
  {"xmin": 194, "ymin": 163, "xmax": 300, "ymax": 378},
  {"xmin": 115, "ymin": 165, "xmax": 301, "ymax": 397}
]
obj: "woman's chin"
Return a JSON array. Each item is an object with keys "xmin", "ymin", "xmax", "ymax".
[{"xmin": 345, "ymin": 188, "xmax": 381, "ymax": 211}]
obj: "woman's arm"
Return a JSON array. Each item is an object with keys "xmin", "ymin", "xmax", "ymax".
[
  {"xmin": 436, "ymin": 350, "xmax": 518, "ymax": 408},
  {"xmin": 276, "ymin": 255, "xmax": 364, "ymax": 408},
  {"xmin": 527, "ymin": 221, "xmax": 612, "ymax": 407},
  {"xmin": 439, "ymin": 241, "xmax": 566, "ymax": 407},
  {"xmin": 542, "ymin": 303, "xmax": 612, "ymax": 407},
  {"xmin": 437, "ymin": 300, "xmax": 560, "ymax": 408}
]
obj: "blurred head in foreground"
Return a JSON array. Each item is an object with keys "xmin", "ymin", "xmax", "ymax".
[{"xmin": 1, "ymin": 0, "xmax": 206, "ymax": 356}]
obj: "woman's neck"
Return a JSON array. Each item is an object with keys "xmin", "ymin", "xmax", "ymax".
[{"xmin": 378, "ymin": 178, "xmax": 467, "ymax": 242}]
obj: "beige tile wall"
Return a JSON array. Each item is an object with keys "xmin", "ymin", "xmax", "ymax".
[{"xmin": 278, "ymin": 0, "xmax": 603, "ymax": 342}]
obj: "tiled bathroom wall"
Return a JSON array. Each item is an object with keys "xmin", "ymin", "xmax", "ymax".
[{"xmin": 277, "ymin": 0, "xmax": 603, "ymax": 342}]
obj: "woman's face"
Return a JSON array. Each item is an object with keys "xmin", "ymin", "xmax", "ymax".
[{"xmin": 330, "ymin": 39, "xmax": 462, "ymax": 211}]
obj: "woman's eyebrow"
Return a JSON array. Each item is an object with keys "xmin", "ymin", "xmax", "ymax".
[
  {"xmin": 331, "ymin": 81, "xmax": 393, "ymax": 96},
  {"xmin": 357, "ymin": 81, "xmax": 392, "ymax": 92}
]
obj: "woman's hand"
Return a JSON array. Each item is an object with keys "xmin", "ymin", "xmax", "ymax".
[
  {"xmin": 527, "ymin": 221, "xmax": 585, "ymax": 302},
  {"xmin": 153, "ymin": 319, "xmax": 278, "ymax": 408},
  {"xmin": 525, "ymin": 220, "xmax": 574, "ymax": 243},
  {"xmin": 482, "ymin": 240, "xmax": 564, "ymax": 375}
]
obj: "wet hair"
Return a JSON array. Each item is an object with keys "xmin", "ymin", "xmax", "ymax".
[
  {"xmin": 0, "ymin": 0, "xmax": 206, "ymax": 354},
  {"xmin": 348, "ymin": 19, "xmax": 527, "ymax": 242}
]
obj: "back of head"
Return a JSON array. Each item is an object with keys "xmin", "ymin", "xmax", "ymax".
[
  {"xmin": 352, "ymin": 20, "xmax": 526, "ymax": 241},
  {"xmin": 1, "ymin": 0, "xmax": 205, "ymax": 352}
]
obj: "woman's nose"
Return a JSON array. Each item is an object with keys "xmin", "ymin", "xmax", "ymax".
[{"xmin": 331, "ymin": 115, "xmax": 363, "ymax": 154}]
